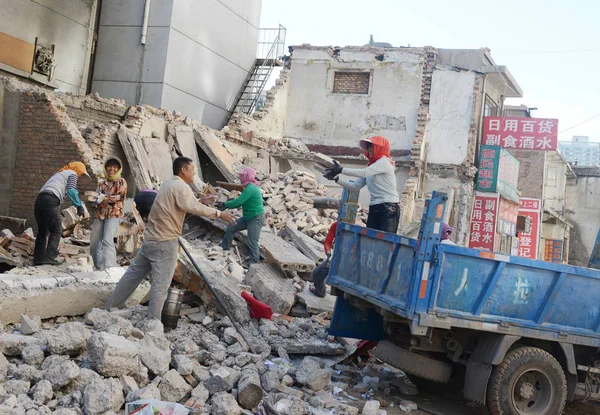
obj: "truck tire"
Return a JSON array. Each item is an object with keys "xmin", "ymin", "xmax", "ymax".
[
  {"xmin": 487, "ymin": 346, "xmax": 566, "ymax": 415},
  {"xmin": 374, "ymin": 340, "xmax": 452, "ymax": 383}
]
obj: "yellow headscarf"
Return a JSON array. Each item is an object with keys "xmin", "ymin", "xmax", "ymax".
[{"xmin": 58, "ymin": 162, "xmax": 90, "ymax": 178}]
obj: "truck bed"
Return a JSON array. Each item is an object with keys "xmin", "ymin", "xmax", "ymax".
[{"xmin": 328, "ymin": 221, "xmax": 600, "ymax": 347}]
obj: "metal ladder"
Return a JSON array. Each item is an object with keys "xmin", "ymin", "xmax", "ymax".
[{"xmin": 229, "ymin": 25, "xmax": 286, "ymax": 117}]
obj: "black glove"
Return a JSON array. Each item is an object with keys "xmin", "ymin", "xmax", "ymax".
[
  {"xmin": 324, "ymin": 160, "xmax": 343, "ymax": 180},
  {"xmin": 215, "ymin": 202, "xmax": 226, "ymax": 211},
  {"xmin": 76, "ymin": 205, "xmax": 85, "ymax": 217}
]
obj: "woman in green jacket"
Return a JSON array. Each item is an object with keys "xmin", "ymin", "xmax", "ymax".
[{"xmin": 219, "ymin": 168, "xmax": 265, "ymax": 264}]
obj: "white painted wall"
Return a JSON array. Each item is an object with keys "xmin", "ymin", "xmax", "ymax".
[
  {"xmin": 0, "ymin": 0, "xmax": 97, "ymax": 95},
  {"xmin": 427, "ymin": 70, "xmax": 475, "ymax": 164},
  {"xmin": 285, "ymin": 48, "xmax": 423, "ymax": 151}
]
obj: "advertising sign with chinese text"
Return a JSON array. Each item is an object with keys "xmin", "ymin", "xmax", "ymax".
[
  {"xmin": 468, "ymin": 194, "xmax": 498, "ymax": 251},
  {"xmin": 483, "ymin": 117, "xmax": 559, "ymax": 151},
  {"xmin": 498, "ymin": 197, "xmax": 519, "ymax": 236},
  {"xmin": 517, "ymin": 198, "xmax": 541, "ymax": 260},
  {"xmin": 476, "ymin": 146, "xmax": 520, "ymax": 202},
  {"xmin": 544, "ymin": 239, "xmax": 563, "ymax": 263},
  {"xmin": 476, "ymin": 145, "xmax": 500, "ymax": 192}
]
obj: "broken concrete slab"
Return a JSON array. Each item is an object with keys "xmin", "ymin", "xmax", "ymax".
[
  {"xmin": 158, "ymin": 369, "xmax": 192, "ymax": 403},
  {"xmin": 193, "ymin": 122, "xmax": 239, "ymax": 183},
  {"xmin": 87, "ymin": 332, "xmax": 141, "ymax": 378},
  {"xmin": 0, "ymin": 268, "xmax": 148, "ymax": 324},
  {"xmin": 0, "ymin": 334, "xmax": 46, "ymax": 356},
  {"xmin": 45, "ymin": 322, "xmax": 92, "ymax": 355},
  {"xmin": 285, "ymin": 225, "xmax": 327, "ymax": 264},
  {"xmin": 245, "ymin": 230, "xmax": 315, "ymax": 273},
  {"xmin": 44, "ymin": 359, "xmax": 80, "ymax": 390},
  {"xmin": 117, "ymin": 124, "xmax": 155, "ymax": 190},
  {"xmin": 82, "ymin": 377, "xmax": 124, "ymax": 415},
  {"xmin": 142, "ymin": 135, "xmax": 172, "ymax": 183},
  {"xmin": 138, "ymin": 331, "xmax": 171, "ymax": 376},
  {"xmin": 245, "ymin": 264, "xmax": 296, "ymax": 315},
  {"xmin": 211, "ymin": 392, "xmax": 243, "ymax": 415},
  {"xmin": 270, "ymin": 337, "xmax": 347, "ymax": 356},
  {"xmin": 20, "ymin": 314, "xmax": 41, "ymax": 335},
  {"xmin": 296, "ymin": 357, "xmax": 331, "ymax": 391},
  {"xmin": 296, "ymin": 290, "xmax": 337, "ymax": 315},
  {"xmin": 174, "ymin": 125, "xmax": 203, "ymax": 182}
]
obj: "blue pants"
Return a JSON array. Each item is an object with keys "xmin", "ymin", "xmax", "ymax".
[{"xmin": 221, "ymin": 214, "xmax": 265, "ymax": 264}]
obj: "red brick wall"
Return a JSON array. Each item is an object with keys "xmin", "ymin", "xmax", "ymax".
[
  {"xmin": 332, "ymin": 72, "xmax": 370, "ymax": 94},
  {"xmin": 9, "ymin": 92, "xmax": 99, "ymax": 229}
]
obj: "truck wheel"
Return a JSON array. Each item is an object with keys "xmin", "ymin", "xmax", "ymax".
[
  {"xmin": 374, "ymin": 340, "xmax": 452, "ymax": 383},
  {"xmin": 487, "ymin": 346, "xmax": 566, "ymax": 415}
]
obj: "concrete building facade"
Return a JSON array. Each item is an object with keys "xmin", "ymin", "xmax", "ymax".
[
  {"xmin": 0, "ymin": 0, "xmax": 98, "ymax": 95},
  {"xmin": 92, "ymin": 0, "xmax": 262, "ymax": 129},
  {"xmin": 559, "ymin": 136, "xmax": 600, "ymax": 167}
]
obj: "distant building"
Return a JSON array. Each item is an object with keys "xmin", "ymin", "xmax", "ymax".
[
  {"xmin": 558, "ymin": 136, "xmax": 600, "ymax": 167},
  {"xmin": 503, "ymin": 105, "xmax": 533, "ymax": 118}
]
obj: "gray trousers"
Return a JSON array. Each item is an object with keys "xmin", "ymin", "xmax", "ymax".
[
  {"xmin": 221, "ymin": 214, "xmax": 265, "ymax": 264},
  {"xmin": 90, "ymin": 218, "xmax": 120, "ymax": 271},
  {"xmin": 105, "ymin": 238, "xmax": 178, "ymax": 319}
]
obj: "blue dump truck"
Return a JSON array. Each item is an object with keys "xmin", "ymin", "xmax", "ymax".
[{"xmin": 328, "ymin": 191, "xmax": 600, "ymax": 415}]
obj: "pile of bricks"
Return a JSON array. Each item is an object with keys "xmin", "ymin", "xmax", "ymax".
[
  {"xmin": 0, "ymin": 227, "xmax": 91, "ymax": 266},
  {"xmin": 215, "ymin": 170, "xmax": 367, "ymax": 242}
]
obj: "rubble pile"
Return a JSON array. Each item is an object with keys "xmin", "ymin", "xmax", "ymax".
[
  {"xmin": 214, "ymin": 170, "xmax": 367, "ymax": 243},
  {"xmin": 0, "ymin": 302, "xmax": 412, "ymax": 415},
  {"xmin": 0, "ymin": 226, "xmax": 91, "ymax": 268}
]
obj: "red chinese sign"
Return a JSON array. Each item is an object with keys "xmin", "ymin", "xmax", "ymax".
[
  {"xmin": 483, "ymin": 117, "xmax": 559, "ymax": 151},
  {"xmin": 469, "ymin": 194, "xmax": 498, "ymax": 251},
  {"xmin": 517, "ymin": 198, "xmax": 541, "ymax": 260},
  {"xmin": 544, "ymin": 239, "xmax": 563, "ymax": 263}
]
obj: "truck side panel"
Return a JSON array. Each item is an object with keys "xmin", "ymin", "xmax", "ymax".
[
  {"xmin": 429, "ymin": 245, "xmax": 600, "ymax": 342},
  {"xmin": 328, "ymin": 223, "xmax": 417, "ymax": 318}
]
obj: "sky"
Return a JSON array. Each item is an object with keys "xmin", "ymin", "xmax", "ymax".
[{"xmin": 260, "ymin": 0, "xmax": 600, "ymax": 142}]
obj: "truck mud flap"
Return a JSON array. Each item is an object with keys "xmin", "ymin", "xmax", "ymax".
[{"xmin": 464, "ymin": 334, "xmax": 520, "ymax": 404}]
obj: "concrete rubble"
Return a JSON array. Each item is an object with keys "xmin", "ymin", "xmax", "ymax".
[
  {"xmin": 0, "ymin": 294, "xmax": 425, "ymax": 414},
  {"xmin": 0, "ymin": 75, "xmax": 432, "ymax": 414}
]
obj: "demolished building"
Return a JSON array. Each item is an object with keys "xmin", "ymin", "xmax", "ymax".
[{"xmin": 282, "ymin": 45, "xmax": 523, "ymax": 244}]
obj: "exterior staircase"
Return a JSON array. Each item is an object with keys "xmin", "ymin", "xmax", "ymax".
[{"xmin": 229, "ymin": 25, "xmax": 286, "ymax": 118}]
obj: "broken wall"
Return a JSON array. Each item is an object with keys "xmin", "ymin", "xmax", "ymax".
[
  {"xmin": 565, "ymin": 172, "xmax": 600, "ymax": 266},
  {"xmin": 426, "ymin": 69, "xmax": 477, "ymax": 165},
  {"xmin": 508, "ymin": 150, "xmax": 545, "ymax": 199},
  {"xmin": 0, "ymin": 81, "xmax": 103, "ymax": 228},
  {"xmin": 285, "ymin": 47, "xmax": 425, "ymax": 154}
]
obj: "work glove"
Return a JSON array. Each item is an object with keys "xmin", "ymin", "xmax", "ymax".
[
  {"xmin": 76, "ymin": 205, "xmax": 85, "ymax": 217},
  {"xmin": 215, "ymin": 202, "xmax": 227, "ymax": 211},
  {"xmin": 326, "ymin": 253, "xmax": 332, "ymax": 264},
  {"xmin": 94, "ymin": 193, "xmax": 106, "ymax": 205},
  {"xmin": 323, "ymin": 160, "xmax": 343, "ymax": 180}
]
